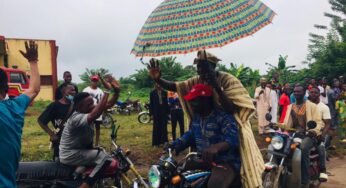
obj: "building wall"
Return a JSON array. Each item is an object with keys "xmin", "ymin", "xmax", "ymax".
[
  {"xmin": 0, "ymin": 36, "xmax": 5, "ymax": 66},
  {"xmin": 0, "ymin": 55, "xmax": 3, "ymax": 66},
  {"xmin": 1, "ymin": 39, "xmax": 58, "ymax": 101}
]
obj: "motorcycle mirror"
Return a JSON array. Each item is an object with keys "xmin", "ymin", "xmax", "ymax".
[
  {"xmin": 111, "ymin": 123, "xmax": 116, "ymax": 140},
  {"xmin": 265, "ymin": 113, "xmax": 272, "ymax": 121},
  {"xmin": 111, "ymin": 122, "xmax": 119, "ymax": 140},
  {"xmin": 307, "ymin": 121, "xmax": 317, "ymax": 130},
  {"xmin": 168, "ymin": 148, "xmax": 172, "ymax": 158}
]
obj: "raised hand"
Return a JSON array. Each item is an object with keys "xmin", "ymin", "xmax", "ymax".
[
  {"xmin": 98, "ymin": 73, "xmax": 112, "ymax": 90},
  {"xmin": 104, "ymin": 74, "xmax": 121, "ymax": 91},
  {"xmin": 148, "ymin": 58, "xmax": 161, "ymax": 80},
  {"xmin": 19, "ymin": 40, "xmax": 38, "ymax": 62}
]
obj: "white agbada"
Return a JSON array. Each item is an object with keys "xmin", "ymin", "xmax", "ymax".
[
  {"xmin": 254, "ymin": 86, "xmax": 272, "ymax": 134},
  {"xmin": 270, "ymin": 89, "xmax": 278, "ymax": 123}
]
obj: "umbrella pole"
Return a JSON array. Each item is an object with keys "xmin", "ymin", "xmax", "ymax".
[{"xmin": 140, "ymin": 43, "xmax": 151, "ymax": 67}]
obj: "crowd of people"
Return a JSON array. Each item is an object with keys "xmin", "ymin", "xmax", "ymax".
[
  {"xmin": 255, "ymin": 76, "xmax": 346, "ymax": 142},
  {"xmin": 254, "ymin": 75, "xmax": 346, "ymax": 185},
  {"xmin": 1, "ymin": 40, "xmax": 345, "ymax": 188}
]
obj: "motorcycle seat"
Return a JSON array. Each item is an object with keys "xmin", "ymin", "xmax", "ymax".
[
  {"xmin": 17, "ymin": 161, "xmax": 75, "ymax": 180},
  {"xmin": 84, "ymin": 158, "xmax": 119, "ymax": 176}
]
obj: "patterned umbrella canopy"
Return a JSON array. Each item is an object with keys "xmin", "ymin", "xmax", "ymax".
[{"xmin": 131, "ymin": 0, "xmax": 275, "ymax": 57}]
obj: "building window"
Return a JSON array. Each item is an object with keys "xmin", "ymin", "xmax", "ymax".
[{"xmin": 41, "ymin": 75, "xmax": 53, "ymax": 86}]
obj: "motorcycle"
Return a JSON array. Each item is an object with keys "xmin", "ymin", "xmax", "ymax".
[
  {"xmin": 148, "ymin": 149, "xmax": 211, "ymax": 188},
  {"xmin": 115, "ymin": 100, "xmax": 132, "ymax": 115},
  {"xmin": 17, "ymin": 120, "xmax": 149, "ymax": 188},
  {"xmin": 125, "ymin": 92, "xmax": 143, "ymax": 113},
  {"xmin": 262, "ymin": 115, "xmax": 324, "ymax": 188},
  {"xmin": 138, "ymin": 102, "xmax": 152, "ymax": 124},
  {"xmin": 102, "ymin": 108, "xmax": 116, "ymax": 128},
  {"xmin": 138, "ymin": 103, "xmax": 172, "ymax": 124}
]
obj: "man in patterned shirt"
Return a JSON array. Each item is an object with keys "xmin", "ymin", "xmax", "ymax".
[{"xmin": 171, "ymin": 84, "xmax": 240, "ymax": 188}]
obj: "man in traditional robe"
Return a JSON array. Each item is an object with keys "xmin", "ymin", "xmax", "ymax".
[
  {"xmin": 148, "ymin": 50, "xmax": 264, "ymax": 188},
  {"xmin": 254, "ymin": 78, "xmax": 272, "ymax": 134}
]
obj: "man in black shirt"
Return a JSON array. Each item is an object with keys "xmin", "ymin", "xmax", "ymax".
[
  {"xmin": 38, "ymin": 82, "xmax": 76, "ymax": 161},
  {"xmin": 55, "ymin": 71, "xmax": 78, "ymax": 101}
]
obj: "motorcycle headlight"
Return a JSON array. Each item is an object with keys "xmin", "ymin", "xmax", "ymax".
[
  {"xmin": 271, "ymin": 136, "xmax": 284, "ymax": 150},
  {"xmin": 148, "ymin": 165, "xmax": 161, "ymax": 188}
]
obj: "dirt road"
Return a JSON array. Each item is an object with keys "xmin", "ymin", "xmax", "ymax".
[{"xmin": 321, "ymin": 157, "xmax": 346, "ymax": 188}]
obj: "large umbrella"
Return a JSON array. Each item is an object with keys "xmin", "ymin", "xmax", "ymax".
[{"xmin": 131, "ymin": 0, "xmax": 275, "ymax": 57}]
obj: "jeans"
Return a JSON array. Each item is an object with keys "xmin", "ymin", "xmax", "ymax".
[
  {"xmin": 317, "ymin": 143, "xmax": 326, "ymax": 172},
  {"xmin": 301, "ymin": 137, "xmax": 316, "ymax": 184}
]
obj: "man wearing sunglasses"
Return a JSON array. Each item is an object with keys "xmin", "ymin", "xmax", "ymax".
[{"xmin": 148, "ymin": 50, "xmax": 264, "ymax": 188}]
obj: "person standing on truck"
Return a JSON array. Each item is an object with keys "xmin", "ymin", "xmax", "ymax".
[
  {"xmin": 55, "ymin": 71, "xmax": 79, "ymax": 101},
  {"xmin": 0, "ymin": 41, "xmax": 41, "ymax": 187}
]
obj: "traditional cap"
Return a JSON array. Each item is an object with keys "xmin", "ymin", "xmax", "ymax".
[
  {"xmin": 184, "ymin": 84, "xmax": 213, "ymax": 101},
  {"xmin": 194, "ymin": 50, "xmax": 221, "ymax": 64},
  {"xmin": 90, "ymin": 75, "xmax": 100, "ymax": 82},
  {"xmin": 260, "ymin": 77, "xmax": 267, "ymax": 82}
]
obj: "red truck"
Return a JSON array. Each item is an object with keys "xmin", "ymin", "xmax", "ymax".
[{"xmin": 1, "ymin": 66, "xmax": 29, "ymax": 98}]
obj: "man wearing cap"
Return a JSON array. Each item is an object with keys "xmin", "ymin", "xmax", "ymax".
[
  {"xmin": 148, "ymin": 50, "xmax": 264, "ymax": 188},
  {"xmin": 255, "ymin": 78, "xmax": 272, "ymax": 135},
  {"xmin": 171, "ymin": 84, "xmax": 241, "ymax": 188},
  {"xmin": 83, "ymin": 75, "xmax": 104, "ymax": 146}
]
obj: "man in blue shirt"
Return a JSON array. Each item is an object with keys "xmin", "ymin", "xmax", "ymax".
[
  {"xmin": 0, "ymin": 41, "xmax": 41, "ymax": 187},
  {"xmin": 171, "ymin": 84, "xmax": 240, "ymax": 188}
]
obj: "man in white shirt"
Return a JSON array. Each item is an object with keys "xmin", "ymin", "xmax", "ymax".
[
  {"xmin": 83, "ymin": 75, "xmax": 104, "ymax": 146},
  {"xmin": 318, "ymin": 78, "xmax": 329, "ymax": 105},
  {"xmin": 254, "ymin": 78, "xmax": 272, "ymax": 135},
  {"xmin": 309, "ymin": 86, "xmax": 331, "ymax": 182},
  {"xmin": 267, "ymin": 83, "xmax": 278, "ymax": 123}
]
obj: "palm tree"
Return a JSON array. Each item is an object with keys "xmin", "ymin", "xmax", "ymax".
[{"xmin": 266, "ymin": 55, "xmax": 297, "ymax": 83}]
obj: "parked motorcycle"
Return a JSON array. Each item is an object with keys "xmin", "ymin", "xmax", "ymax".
[
  {"xmin": 102, "ymin": 108, "xmax": 116, "ymax": 128},
  {"xmin": 148, "ymin": 149, "xmax": 211, "ymax": 188},
  {"xmin": 17, "ymin": 121, "xmax": 149, "ymax": 188},
  {"xmin": 262, "ymin": 114, "xmax": 324, "ymax": 188},
  {"xmin": 138, "ymin": 102, "xmax": 152, "ymax": 124},
  {"xmin": 115, "ymin": 100, "xmax": 132, "ymax": 115},
  {"xmin": 138, "ymin": 103, "xmax": 172, "ymax": 124},
  {"xmin": 125, "ymin": 92, "xmax": 143, "ymax": 113}
]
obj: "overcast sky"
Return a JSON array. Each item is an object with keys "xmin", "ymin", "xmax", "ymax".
[{"xmin": 0, "ymin": 0, "xmax": 332, "ymax": 82}]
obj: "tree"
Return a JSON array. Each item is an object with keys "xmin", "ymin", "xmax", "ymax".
[
  {"xmin": 217, "ymin": 63, "xmax": 261, "ymax": 96},
  {"xmin": 305, "ymin": 0, "xmax": 346, "ymax": 82},
  {"xmin": 78, "ymin": 68, "xmax": 110, "ymax": 90},
  {"xmin": 121, "ymin": 57, "xmax": 196, "ymax": 89},
  {"xmin": 265, "ymin": 55, "xmax": 297, "ymax": 84}
]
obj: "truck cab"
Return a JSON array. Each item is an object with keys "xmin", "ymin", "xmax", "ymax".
[{"xmin": 1, "ymin": 66, "xmax": 29, "ymax": 98}]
